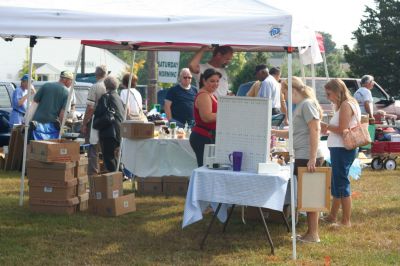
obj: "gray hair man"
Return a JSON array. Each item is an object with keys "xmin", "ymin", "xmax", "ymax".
[
  {"xmin": 164, "ymin": 68, "xmax": 197, "ymax": 127},
  {"xmin": 81, "ymin": 65, "xmax": 108, "ymax": 175},
  {"xmin": 354, "ymin": 74, "xmax": 374, "ymax": 118}
]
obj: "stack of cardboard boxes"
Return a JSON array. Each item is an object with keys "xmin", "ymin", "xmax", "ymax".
[
  {"xmin": 89, "ymin": 172, "xmax": 136, "ymax": 216},
  {"xmin": 136, "ymin": 176, "xmax": 189, "ymax": 197},
  {"xmin": 28, "ymin": 139, "xmax": 84, "ymax": 214}
]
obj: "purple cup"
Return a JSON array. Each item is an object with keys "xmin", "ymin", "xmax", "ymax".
[{"xmin": 229, "ymin": 151, "xmax": 243, "ymax": 171}]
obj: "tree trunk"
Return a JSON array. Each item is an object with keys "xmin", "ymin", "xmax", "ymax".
[{"xmin": 147, "ymin": 51, "xmax": 157, "ymax": 110}]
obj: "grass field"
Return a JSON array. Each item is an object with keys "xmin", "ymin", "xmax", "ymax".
[{"xmin": 0, "ymin": 168, "xmax": 399, "ymax": 265}]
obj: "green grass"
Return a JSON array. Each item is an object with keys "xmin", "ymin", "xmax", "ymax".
[{"xmin": 0, "ymin": 169, "xmax": 399, "ymax": 265}]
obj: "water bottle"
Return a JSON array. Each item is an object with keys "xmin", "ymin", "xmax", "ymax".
[
  {"xmin": 184, "ymin": 122, "xmax": 189, "ymax": 134},
  {"xmin": 161, "ymin": 113, "xmax": 167, "ymax": 121}
]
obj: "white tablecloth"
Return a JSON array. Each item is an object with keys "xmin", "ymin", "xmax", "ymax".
[
  {"xmin": 121, "ymin": 138, "xmax": 197, "ymax": 177},
  {"xmin": 182, "ymin": 166, "xmax": 290, "ymax": 228}
]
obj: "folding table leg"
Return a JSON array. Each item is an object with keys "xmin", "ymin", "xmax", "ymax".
[
  {"xmin": 222, "ymin": 204, "xmax": 236, "ymax": 233},
  {"xmin": 258, "ymin": 207, "xmax": 275, "ymax": 255},
  {"xmin": 200, "ymin": 203, "xmax": 222, "ymax": 250},
  {"xmin": 281, "ymin": 211, "xmax": 290, "ymax": 232}
]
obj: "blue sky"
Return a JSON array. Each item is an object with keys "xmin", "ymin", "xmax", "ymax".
[{"xmin": 271, "ymin": 0, "xmax": 375, "ymax": 48}]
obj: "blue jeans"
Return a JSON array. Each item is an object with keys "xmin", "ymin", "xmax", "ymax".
[{"xmin": 329, "ymin": 147, "xmax": 357, "ymax": 198}]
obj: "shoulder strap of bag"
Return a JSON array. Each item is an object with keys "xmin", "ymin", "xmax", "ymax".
[
  {"xmin": 129, "ymin": 89, "xmax": 144, "ymax": 114},
  {"xmin": 346, "ymin": 100, "xmax": 361, "ymax": 127}
]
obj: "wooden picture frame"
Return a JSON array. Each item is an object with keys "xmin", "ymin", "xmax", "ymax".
[{"xmin": 297, "ymin": 167, "xmax": 331, "ymax": 212}]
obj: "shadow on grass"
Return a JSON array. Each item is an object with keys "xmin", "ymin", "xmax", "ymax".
[{"xmin": 0, "ymin": 190, "xmax": 296, "ymax": 265}]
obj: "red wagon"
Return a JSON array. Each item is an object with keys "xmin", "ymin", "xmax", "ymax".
[{"xmin": 370, "ymin": 141, "xmax": 400, "ymax": 170}]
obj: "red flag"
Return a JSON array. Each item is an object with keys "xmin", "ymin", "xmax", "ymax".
[{"xmin": 316, "ymin": 32, "xmax": 325, "ymax": 53}]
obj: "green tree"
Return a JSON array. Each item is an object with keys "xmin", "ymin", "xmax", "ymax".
[
  {"xmin": 344, "ymin": 0, "xmax": 400, "ymax": 95},
  {"xmin": 231, "ymin": 52, "xmax": 269, "ymax": 93},
  {"xmin": 19, "ymin": 48, "xmax": 36, "ymax": 79}
]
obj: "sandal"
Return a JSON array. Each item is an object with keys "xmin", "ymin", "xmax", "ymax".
[
  {"xmin": 329, "ymin": 222, "xmax": 351, "ymax": 229},
  {"xmin": 297, "ymin": 235, "xmax": 321, "ymax": 243},
  {"xmin": 320, "ymin": 216, "xmax": 336, "ymax": 224}
]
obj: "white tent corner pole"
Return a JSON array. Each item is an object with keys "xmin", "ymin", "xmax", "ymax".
[
  {"xmin": 117, "ymin": 49, "xmax": 137, "ymax": 169},
  {"xmin": 322, "ymin": 52, "xmax": 329, "ymax": 79},
  {"xmin": 298, "ymin": 52, "xmax": 306, "ymax": 81},
  {"xmin": 287, "ymin": 52, "xmax": 297, "ymax": 260},
  {"xmin": 19, "ymin": 36, "xmax": 37, "ymax": 206},
  {"xmin": 59, "ymin": 44, "xmax": 83, "ymax": 139},
  {"xmin": 311, "ymin": 62, "xmax": 316, "ymax": 93}
]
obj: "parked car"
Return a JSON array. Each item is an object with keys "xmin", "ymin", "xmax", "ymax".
[
  {"xmin": 32, "ymin": 81, "xmax": 92, "ymax": 118},
  {"xmin": 302, "ymin": 78, "xmax": 399, "ymax": 119},
  {"xmin": 0, "ymin": 81, "xmax": 15, "ymax": 146}
]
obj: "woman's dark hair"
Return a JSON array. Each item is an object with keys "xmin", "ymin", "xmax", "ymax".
[
  {"xmin": 122, "ymin": 73, "xmax": 138, "ymax": 88},
  {"xmin": 199, "ymin": 68, "xmax": 222, "ymax": 88}
]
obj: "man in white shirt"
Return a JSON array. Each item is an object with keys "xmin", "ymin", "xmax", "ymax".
[
  {"xmin": 81, "ymin": 65, "xmax": 107, "ymax": 175},
  {"xmin": 189, "ymin": 45, "xmax": 233, "ymax": 97},
  {"xmin": 258, "ymin": 67, "xmax": 284, "ymax": 115},
  {"xmin": 354, "ymin": 75, "xmax": 374, "ymax": 119}
]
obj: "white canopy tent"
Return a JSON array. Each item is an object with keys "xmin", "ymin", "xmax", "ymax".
[{"xmin": 0, "ymin": 0, "xmax": 323, "ymax": 260}]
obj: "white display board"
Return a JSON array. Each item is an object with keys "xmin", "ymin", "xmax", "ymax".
[{"xmin": 215, "ymin": 96, "xmax": 272, "ymax": 172}]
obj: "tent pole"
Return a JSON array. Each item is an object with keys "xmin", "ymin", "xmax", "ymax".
[
  {"xmin": 117, "ymin": 49, "xmax": 137, "ymax": 169},
  {"xmin": 322, "ymin": 52, "xmax": 329, "ymax": 79},
  {"xmin": 19, "ymin": 36, "xmax": 37, "ymax": 206},
  {"xmin": 311, "ymin": 62, "xmax": 316, "ymax": 93},
  {"xmin": 299, "ymin": 53, "xmax": 306, "ymax": 82},
  {"xmin": 287, "ymin": 51, "xmax": 297, "ymax": 260},
  {"xmin": 59, "ymin": 44, "xmax": 83, "ymax": 139}
]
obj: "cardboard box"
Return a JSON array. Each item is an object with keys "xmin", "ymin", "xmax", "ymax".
[
  {"xmin": 29, "ymin": 178, "xmax": 78, "ymax": 200},
  {"xmin": 89, "ymin": 172, "xmax": 123, "ymax": 200},
  {"xmin": 27, "ymin": 160, "xmax": 76, "ymax": 181},
  {"xmin": 77, "ymin": 175, "xmax": 89, "ymax": 195},
  {"xmin": 29, "ymin": 139, "xmax": 80, "ymax": 163},
  {"xmin": 75, "ymin": 156, "xmax": 88, "ymax": 177},
  {"xmin": 89, "ymin": 193, "xmax": 136, "ymax": 217},
  {"xmin": 121, "ymin": 121, "xmax": 154, "ymax": 139},
  {"xmin": 136, "ymin": 177, "xmax": 163, "ymax": 196},
  {"xmin": 78, "ymin": 193, "xmax": 89, "ymax": 211},
  {"xmin": 163, "ymin": 176, "xmax": 189, "ymax": 197},
  {"xmin": 29, "ymin": 197, "xmax": 79, "ymax": 215}
]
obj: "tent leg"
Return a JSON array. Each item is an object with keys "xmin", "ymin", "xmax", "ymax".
[
  {"xmin": 117, "ymin": 50, "xmax": 137, "ymax": 170},
  {"xmin": 59, "ymin": 44, "xmax": 83, "ymax": 139},
  {"xmin": 19, "ymin": 36, "xmax": 36, "ymax": 207},
  {"xmin": 322, "ymin": 52, "xmax": 329, "ymax": 79},
  {"xmin": 287, "ymin": 52, "xmax": 297, "ymax": 260},
  {"xmin": 311, "ymin": 62, "xmax": 316, "ymax": 93}
]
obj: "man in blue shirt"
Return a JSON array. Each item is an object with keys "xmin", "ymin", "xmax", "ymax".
[
  {"xmin": 9, "ymin": 74, "xmax": 36, "ymax": 127},
  {"xmin": 164, "ymin": 68, "xmax": 197, "ymax": 128}
]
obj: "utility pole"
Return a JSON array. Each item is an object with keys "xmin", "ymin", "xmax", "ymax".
[
  {"xmin": 81, "ymin": 45, "xmax": 85, "ymax": 74},
  {"xmin": 147, "ymin": 51, "xmax": 157, "ymax": 110}
]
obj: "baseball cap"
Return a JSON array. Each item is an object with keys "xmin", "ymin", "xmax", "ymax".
[
  {"xmin": 20, "ymin": 74, "xmax": 34, "ymax": 81},
  {"xmin": 60, "ymin": 70, "xmax": 74, "ymax": 80}
]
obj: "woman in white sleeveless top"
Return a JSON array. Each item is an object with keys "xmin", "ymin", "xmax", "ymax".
[{"xmin": 321, "ymin": 79, "xmax": 361, "ymax": 228}]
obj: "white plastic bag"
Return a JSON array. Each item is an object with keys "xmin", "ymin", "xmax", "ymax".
[{"xmin": 89, "ymin": 116, "xmax": 99, "ymax": 144}]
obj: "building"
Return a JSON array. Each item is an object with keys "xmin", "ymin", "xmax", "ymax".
[{"xmin": 0, "ymin": 39, "xmax": 128, "ymax": 81}]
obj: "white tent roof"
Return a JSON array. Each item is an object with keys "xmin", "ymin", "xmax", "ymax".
[{"xmin": 0, "ymin": 0, "xmax": 318, "ymax": 49}]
